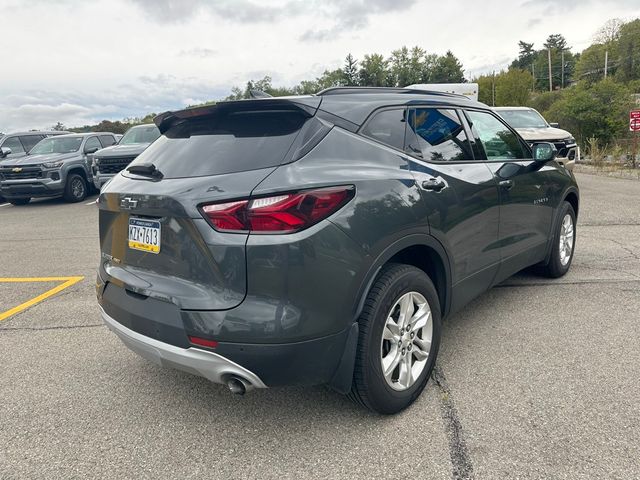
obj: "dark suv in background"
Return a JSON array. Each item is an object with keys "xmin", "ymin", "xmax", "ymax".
[
  {"xmin": 92, "ymin": 124, "xmax": 160, "ymax": 190},
  {"xmin": 0, "ymin": 132, "xmax": 116, "ymax": 204},
  {"xmin": 97, "ymin": 88, "xmax": 578, "ymax": 414},
  {"xmin": 0, "ymin": 130, "xmax": 69, "ymax": 161}
]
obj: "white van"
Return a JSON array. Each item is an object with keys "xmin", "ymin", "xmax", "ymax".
[{"xmin": 405, "ymin": 83, "xmax": 479, "ymax": 102}]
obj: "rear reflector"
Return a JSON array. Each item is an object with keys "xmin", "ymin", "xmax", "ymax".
[
  {"xmin": 201, "ymin": 186, "xmax": 354, "ymax": 233},
  {"xmin": 188, "ymin": 336, "xmax": 219, "ymax": 349}
]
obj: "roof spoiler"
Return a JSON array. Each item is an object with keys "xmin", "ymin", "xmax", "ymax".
[{"xmin": 154, "ymin": 97, "xmax": 321, "ymax": 134}]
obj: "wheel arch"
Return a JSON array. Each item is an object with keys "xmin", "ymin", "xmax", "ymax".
[
  {"xmin": 66, "ymin": 166, "xmax": 89, "ymax": 182},
  {"xmin": 563, "ymin": 188, "xmax": 579, "ymax": 218},
  {"xmin": 353, "ymin": 234, "xmax": 452, "ymax": 322}
]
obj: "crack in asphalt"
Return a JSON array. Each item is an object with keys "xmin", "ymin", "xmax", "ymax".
[
  {"xmin": 432, "ymin": 366, "xmax": 475, "ymax": 480},
  {"xmin": 0, "ymin": 323, "xmax": 103, "ymax": 332},
  {"xmin": 607, "ymin": 238, "xmax": 640, "ymax": 261},
  {"xmin": 497, "ymin": 278, "xmax": 640, "ymax": 288},
  {"xmin": 579, "ymin": 222, "xmax": 640, "ymax": 227}
]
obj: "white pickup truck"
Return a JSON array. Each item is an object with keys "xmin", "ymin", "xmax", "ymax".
[{"xmin": 494, "ymin": 106, "xmax": 579, "ymax": 171}]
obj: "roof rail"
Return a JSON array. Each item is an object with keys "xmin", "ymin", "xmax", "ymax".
[{"xmin": 316, "ymin": 86, "xmax": 468, "ymax": 99}]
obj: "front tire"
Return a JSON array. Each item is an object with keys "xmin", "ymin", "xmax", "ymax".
[
  {"xmin": 540, "ymin": 201, "xmax": 576, "ymax": 278},
  {"xmin": 63, "ymin": 173, "xmax": 87, "ymax": 203},
  {"xmin": 349, "ymin": 264, "xmax": 441, "ymax": 414}
]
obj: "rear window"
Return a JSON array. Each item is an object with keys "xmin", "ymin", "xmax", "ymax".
[{"xmin": 128, "ymin": 110, "xmax": 307, "ymax": 178}]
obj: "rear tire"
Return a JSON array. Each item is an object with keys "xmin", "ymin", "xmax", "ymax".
[
  {"xmin": 349, "ymin": 263, "xmax": 441, "ymax": 414},
  {"xmin": 540, "ymin": 201, "xmax": 576, "ymax": 278},
  {"xmin": 63, "ymin": 173, "xmax": 87, "ymax": 203},
  {"xmin": 9, "ymin": 198, "xmax": 30, "ymax": 206}
]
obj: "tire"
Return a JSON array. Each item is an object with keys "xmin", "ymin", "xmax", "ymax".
[
  {"xmin": 9, "ymin": 198, "xmax": 30, "ymax": 206},
  {"xmin": 63, "ymin": 173, "xmax": 87, "ymax": 203},
  {"xmin": 349, "ymin": 263, "xmax": 441, "ymax": 414},
  {"xmin": 540, "ymin": 201, "xmax": 576, "ymax": 278}
]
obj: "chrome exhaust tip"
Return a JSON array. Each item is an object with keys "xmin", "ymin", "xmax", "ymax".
[{"xmin": 227, "ymin": 376, "xmax": 248, "ymax": 395}]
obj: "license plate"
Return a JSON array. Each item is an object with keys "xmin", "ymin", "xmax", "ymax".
[{"xmin": 128, "ymin": 217, "xmax": 161, "ymax": 254}]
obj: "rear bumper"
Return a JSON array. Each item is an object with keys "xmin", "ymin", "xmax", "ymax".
[
  {"xmin": 98, "ymin": 285, "xmax": 357, "ymax": 389},
  {"xmin": 101, "ymin": 307, "xmax": 268, "ymax": 389}
]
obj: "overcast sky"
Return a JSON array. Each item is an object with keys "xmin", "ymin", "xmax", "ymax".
[{"xmin": 2, "ymin": 0, "xmax": 640, "ymax": 132}]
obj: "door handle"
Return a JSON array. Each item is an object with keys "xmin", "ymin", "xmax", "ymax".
[
  {"xmin": 421, "ymin": 177, "xmax": 446, "ymax": 191},
  {"xmin": 499, "ymin": 180, "xmax": 514, "ymax": 190}
]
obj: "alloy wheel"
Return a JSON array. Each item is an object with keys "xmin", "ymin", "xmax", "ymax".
[
  {"xmin": 380, "ymin": 291, "xmax": 432, "ymax": 391},
  {"xmin": 559, "ymin": 213, "xmax": 574, "ymax": 266}
]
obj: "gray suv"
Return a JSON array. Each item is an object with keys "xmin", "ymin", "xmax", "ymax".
[
  {"xmin": 0, "ymin": 131, "xmax": 69, "ymax": 161},
  {"xmin": 97, "ymin": 88, "xmax": 579, "ymax": 414},
  {"xmin": 0, "ymin": 132, "xmax": 116, "ymax": 205},
  {"xmin": 92, "ymin": 124, "xmax": 160, "ymax": 190}
]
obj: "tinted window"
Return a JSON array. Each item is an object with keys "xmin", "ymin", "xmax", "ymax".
[
  {"xmin": 361, "ymin": 108, "xmax": 406, "ymax": 150},
  {"xmin": 128, "ymin": 110, "xmax": 308, "ymax": 178},
  {"xmin": 3, "ymin": 137, "xmax": 25, "ymax": 154},
  {"xmin": 405, "ymin": 108, "xmax": 473, "ymax": 162},
  {"xmin": 99, "ymin": 135, "xmax": 116, "ymax": 148},
  {"xmin": 120, "ymin": 125, "xmax": 161, "ymax": 145},
  {"xmin": 84, "ymin": 136, "xmax": 102, "ymax": 152},
  {"xmin": 20, "ymin": 135, "xmax": 44, "ymax": 152},
  {"xmin": 466, "ymin": 110, "xmax": 527, "ymax": 160}
]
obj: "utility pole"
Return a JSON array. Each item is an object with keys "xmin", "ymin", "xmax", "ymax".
[
  {"xmin": 548, "ymin": 48, "xmax": 553, "ymax": 92},
  {"xmin": 561, "ymin": 51, "xmax": 565, "ymax": 88},
  {"xmin": 492, "ymin": 70, "xmax": 496, "ymax": 106},
  {"xmin": 532, "ymin": 63, "xmax": 536, "ymax": 91},
  {"xmin": 604, "ymin": 50, "xmax": 609, "ymax": 78}
]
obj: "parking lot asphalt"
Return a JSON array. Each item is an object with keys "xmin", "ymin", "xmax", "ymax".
[{"xmin": 0, "ymin": 172, "xmax": 638, "ymax": 480}]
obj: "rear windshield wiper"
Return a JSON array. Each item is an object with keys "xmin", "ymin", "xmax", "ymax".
[{"xmin": 126, "ymin": 163, "xmax": 163, "ymax": 179}]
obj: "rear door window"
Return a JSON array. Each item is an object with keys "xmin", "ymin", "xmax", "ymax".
[
  {"xmin": 465, "ymin": 110, "xmax": 528, "ymax": 160},
  {"xmin": 99, "ymin": 135, "xmax": 116, "ymax": 148},
  {"xmin": 361, "ymin": 108, "xmax": 406, "ymax": 150},
  {"xmin": 405, "ymin": 108, "xmax": 473, "ymax": 162},
  {"xmin": 129, "ymin": 110, "xmax": 309, "ymax": 178}
]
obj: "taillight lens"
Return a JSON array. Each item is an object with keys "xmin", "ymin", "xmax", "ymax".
[{"xmin": 201, "ymin": 186, "xmax": 354, "ymax": 233}]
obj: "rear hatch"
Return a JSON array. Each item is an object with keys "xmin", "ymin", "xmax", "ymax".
[{"xmin": 98, "ymin": 97, "xmax": 322, "ymax": 311}]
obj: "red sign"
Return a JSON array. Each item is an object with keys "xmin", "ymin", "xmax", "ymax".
[{"xmin": 630, "ymin": 110, "xmax": 640, "ymax": 131}]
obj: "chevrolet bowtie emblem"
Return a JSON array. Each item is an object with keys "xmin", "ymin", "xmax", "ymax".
[
  {"xmin": 11, "ymin": 167, "xmax": 22, "ymax": 173},
  {"xmin": 120, "ymin": 197, "xmax": 138, "ymax": 210}
]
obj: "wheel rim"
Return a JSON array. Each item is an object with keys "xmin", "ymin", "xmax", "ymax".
[
  {"xmin": 380, "ymin": 291, "xmax": 432, "ymax": 391},
  {"xmin": 72, "ymin": 178, "xmax": 85, "ymax": 199},
  {"xmin": 559, "ymin": 214, "xmax": 574, "ymax": 266}
]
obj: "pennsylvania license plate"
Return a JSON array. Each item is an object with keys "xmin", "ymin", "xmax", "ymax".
[{"xmin": 128, "ymin": 217, "xmax": 161, "ymax": 254}]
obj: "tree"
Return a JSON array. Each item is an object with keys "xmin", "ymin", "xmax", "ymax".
[
  {"xmin": 475, "ymin": 74, "xmax": 495, "ymax": 105},
  {"xmin": 495, "ymin": 69, "xmax": 534, "ymax": 106},
  {"xmin": 342, "ymin": 53, "xmax": 359, "ymax": 86},
  {"xmin": 545, "ymin": 79, "xmax": 632, "ymax": 144},
  {"xmin": 575, "ymin": 43, "xmax": 609, "ymax": 83},
  {"xmin": 51, "ymin": 122, "xmax": 66, "ymax": 131},
  {"xmin": 511, "ymin": 41, "xmax": 537, "ymax": 70},
  {"xmin": 315, "ymin": 68, "xmax": 346, "ymax": 90},
  {"xmin": 387, "ymin": 46, "xmax": 413, "ymax": 87},
  {"xmin": 544, "ymin": 34, "xmax": 569, "ymax": 51},
  {"xmin": 594, "ymin": 18, "xmax": 623, "ymax": 45},
  {"xmin": 358, "ymin": 53, "xmax": 389, "ymax": 87},
  {"xmin": 431, "ymin": 51, "xmax": 465, "ymax": 83},
  {"xmin": 475, "ymin": 69, "xmax": 533, "ymax": 106},
  {"xmin": 615, "ymin": 19, "xmax": 640, "ymax": 82}
]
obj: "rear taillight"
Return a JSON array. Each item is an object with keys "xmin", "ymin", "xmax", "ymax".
[
  {"xmin": 201, "ymin": 186, "xmax": 354, "ymax": 233},
  {"xmin": 188, "ymin": 336, "xmax": 219, "ymax": 349}
]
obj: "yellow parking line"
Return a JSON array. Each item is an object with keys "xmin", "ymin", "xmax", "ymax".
[{"xmin": 0, "ymin": 276, "xmax": 84, "ymax": 322}]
